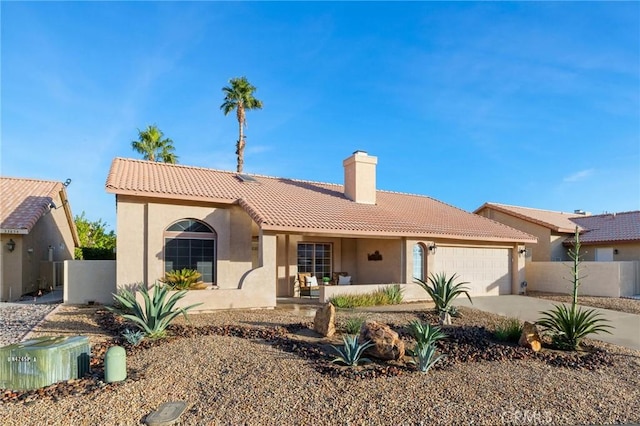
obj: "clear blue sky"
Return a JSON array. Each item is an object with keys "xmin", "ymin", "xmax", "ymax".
[{"xmin": 2, "ymin": 2, "xmax": 639, "ymax": 232}]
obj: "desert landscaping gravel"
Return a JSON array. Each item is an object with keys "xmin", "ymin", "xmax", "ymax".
[
  {"xmin": 527, "ymin": 291, "xmax": 640, "ymax": 315},
  {"xmin": 1, "ymin": 304, "xmax": 639, "ymax": 426}
]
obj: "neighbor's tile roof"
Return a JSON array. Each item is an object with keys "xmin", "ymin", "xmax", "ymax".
[
  {"xmin": 474, "ymin": 203, "xmax": 585, "ymax": 233},
  {"xmin": 0, "ymin": 177, "xmax": 61, "ymax": 233},
  {"xmin": 569, "ymin": 211, "xmax": 640, "ymax": 244},
  {"xmin": 106, "ymin": 158, "xmax": 536, "ymax": 242}
]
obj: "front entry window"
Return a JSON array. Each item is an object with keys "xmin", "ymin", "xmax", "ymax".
[
  {"xmin": 297, "ymin": 243, "xmax": 332, "ymax": 279},
  {"xmin": 164, "ymin": 219, "xmax": 216, "ymax": 283},
  {"xmin": 413, "ymin": 244, "xmax": 425, "ymax": 281}
]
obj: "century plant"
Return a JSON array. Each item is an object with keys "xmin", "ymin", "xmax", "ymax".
[
  {"xmin": 407, "ymin": 320, "xmax": 447, "ymax": 346},
  {"xmin": 330, "ymin": 335, "xmax": 374, "ymax": 367},
  {"xmin": 536, "ymin": 227, "xmax": 613, "ymax": 350},
  {"xmin": 415, "ymin": 272, "xmax": 472, "ymax": 325},
  {"xmin": 410, "ymin": 342, "xmax": 446, "ymax": 373},
  {"xmin": 121, "ymin": 328, "xmax": 145, "ymax": 346},
  {"xmin": 160, "ymin": 268, "xmax": 206, "ymax": 290},
  {"xmin": 107, "ymin": 282, "xmax": 202, "ymax": 339},
  {"xmin": 220, "ymin": 76, "xmax": 263, "ymax": 173}
]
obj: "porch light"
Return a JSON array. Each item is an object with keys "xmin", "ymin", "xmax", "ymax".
[
  {"xmin": 6, "ymin": 239, "xmax": 15, "ymax": 252},
  {"xmin": 518, "ymin": 248, "xmax": 527, "ymax": 256},
  {"xmin": 427, "ymin": 243, "xmax": 437, "ymax": 254}
]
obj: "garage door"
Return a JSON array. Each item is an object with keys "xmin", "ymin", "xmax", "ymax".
[{"xmin": 432, "ymin": 247, "xmax": 512, "ymax": 296}]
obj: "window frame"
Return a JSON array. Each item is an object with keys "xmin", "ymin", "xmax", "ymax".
[
  {"xmin": 163, "ymin": 219, "xmax": 217, "ymax": 284},
  {"xmin": 297, "ymin": 242, "xmax": 333, "ymax": 280}
]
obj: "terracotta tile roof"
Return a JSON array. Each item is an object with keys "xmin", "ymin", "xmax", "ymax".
[
  {"xmin": 106, "ymin": 158, "xmax": 536, "ymax": 243},
  {"xmin": 569, "ymin": 211, "xmax": 640, "ymax": 244},
  {"xmin": 0, "ymin": 177, "xmax": 61, "ymax": 233},
  {"xmin": 474, "ymin": 203, "xmax": 586, "ymax": 233}
]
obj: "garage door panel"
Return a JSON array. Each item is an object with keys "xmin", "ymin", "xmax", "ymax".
[{"xmin": 433, "ymin": 247, "xmax": 511, "ymax": 296}]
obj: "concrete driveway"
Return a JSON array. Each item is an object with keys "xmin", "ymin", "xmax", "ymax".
[{"xmin": 453, "ymin": 295, "xmax": 640, "ymax": 351}]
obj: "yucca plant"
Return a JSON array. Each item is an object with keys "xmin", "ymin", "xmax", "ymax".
[
  {"xmin": 407, "ymin": 320, "xmax": 447, "ymax": 346},
  {"xmin": 537, "ymin": 227, "xmax": 613, "ymax": 350},
  {"xmin": 382, "ymin": 284, "xmax": 404, "ymax": 304},
  {"xmin": 494, "ymin": 317, "xmax": 523, "ymax": 342},
  {"xmin": 415, "ymin": 272, "xmax": 472, "ymax": 325},
  {"xmin": 409, "ymin": 342, "xmax": 446, "ymax": 373},
  {"xmin": 343, "ymin": 316, "xmax": 366, "ymax": 335},
  {"xmin": 331, "ymin": 335, "xmax": 374, "ymax": 367},
  {"xmin": 537, "ymin": 304, "xmax": 612, "ymax": 350},
  {"xmin": 160, "ymin": 268, "xmax": 204, "ymax": 290},
  {"xmin": 107, "ymin": 282, "xmax": 202, "ymax": 339}
]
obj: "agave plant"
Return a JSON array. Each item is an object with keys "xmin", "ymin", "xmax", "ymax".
[
  {"xmin": 407, "ymin": 320, "xmax": 447, "ymax": 346},
  {"xmin": 107, "ymin": 282, "xmax": 202, "ymax": 339},
  {"xmin": 410, "ymin": 342, "xmax": 446, "ymax": 373},
  {"xmin": 121, "ymin": 328, "xmax": 145, "ymax": 346},
  {"xmin": 331, "ymin": 335, "xmax": 374, "ymax": 367},
  {"xmin": 415, "ymin": 272, "xmax": 472, "ymax": 325},
  {"xmin": 537, "ymin": 304, "xmax": 612, "ymax": 350},
  {"xmin": 160, "ymin": 268, "xmax": 204, "ymax": 290}
]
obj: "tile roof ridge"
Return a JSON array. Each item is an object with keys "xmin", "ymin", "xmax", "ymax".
[
  {"xmin": 577, "ymin": 210, "xmax": 640, "ymax": 218},
  {"xmin": 0, "ymin": 176, "xmax": 62, "ymax": 185},
  {"xmin": 486, "ymin": 202, "xmax": 583, "ymax": 216}
]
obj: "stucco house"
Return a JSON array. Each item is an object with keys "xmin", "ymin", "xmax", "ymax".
[
  {"xmin": 0, "ymin": 177, "xmax": 79, "ymax": 302},
  {"xmin": 106, "ymin": 151, "xmax": 535, "ymax": 310},
  {"xmin": 475, "ymin": 203, "xmax": 640, "ymax": 262}
]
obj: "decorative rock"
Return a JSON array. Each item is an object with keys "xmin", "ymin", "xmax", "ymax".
[
  {"xmin": 313, "ymin": 303, "xmax": 336, "ymax": 337},
  {"xmin": 518, "ymin": 321, "xmax": 542, "ymax": 352},
  {"xmin": 359, "ymin": 321, "xmax": 405, "ymax": 360}
]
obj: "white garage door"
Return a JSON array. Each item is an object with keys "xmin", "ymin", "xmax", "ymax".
[{"xmin": 432, "ymin": 247, "xmax": 512, "ymax": 296}]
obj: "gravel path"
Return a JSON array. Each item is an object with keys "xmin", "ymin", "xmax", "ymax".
[
  {"xmin": 1, "ymin": 305, "xmax": 639, "ymax": 425},
  {"xmin": 0, "ymin": 303, "xmax": 59, "ymax": 346}
]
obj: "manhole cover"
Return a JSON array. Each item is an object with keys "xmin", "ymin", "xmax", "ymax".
[{"xmin": 145, "ymin": 401, "xmax": 188, "ymax": 426}]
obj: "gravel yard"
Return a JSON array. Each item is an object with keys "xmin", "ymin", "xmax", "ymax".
[
  {"xmin": 1, "ymin": 304, "xmax": 639, "ymax": 426},
  {"xmin": 527, "ymin": 291, "xmax": 640, "ymax": 315}
]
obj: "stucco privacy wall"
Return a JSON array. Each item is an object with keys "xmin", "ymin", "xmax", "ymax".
[
  {"xmin": 115, "ymin": 196, "xmax": 253, "ymax": 290},
  {"xmin": 526, "ymin": 261, "xmax": 640, "ymax": 298},
  {"xmin": 64, "ymin": 260, "xmax": 116, "ymax": 305},
  {"xmin": 577, "ymin": 243, "xmax": 640, "ymax": 262}
]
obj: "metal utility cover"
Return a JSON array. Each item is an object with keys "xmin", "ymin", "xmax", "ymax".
[{"xmin": 145, "ymin": 401, "xmax": 188, "ymax": 426}]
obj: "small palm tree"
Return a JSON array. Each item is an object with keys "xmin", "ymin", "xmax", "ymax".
[
  {"xmin": 415, "ymin": 272, "xmax": 472, "ymax": 325},
  {"xmin": 131, "ymin": 124, "xmax": 178, "ymax": 163},
  {"xmin": 220, "ymin": 76, "xmax": 263, "ymax": 173}
]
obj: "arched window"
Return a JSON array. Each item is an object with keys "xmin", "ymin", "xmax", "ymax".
[
  {"xmin": 413, "ymin": 244, "xmax": 425, "ymax": 281},
  {"xmin": 164, "ymin": 219, "xmax": 217, "ymax": 283}
]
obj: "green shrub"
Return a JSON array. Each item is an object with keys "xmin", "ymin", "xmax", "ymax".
[
  {"xmin": 331, "ymin": 335, "xmax": 373, "ymax": 367},
  {"xmin": 415, "ymin": 272, "xmax": 472, "ymax": 325},
  {"xmin": 160, "ymin": 268, "xmax": 205, "ymax": 290},
  {"xmin": 409, "ymin": 342, "xmax": 445, "ymax": 373},
  {"xmin": 494, "ymin": 317, "xmax": 523, "ymax": 342},
  {"xmin": 537, "ymin": 304, "xmax": 612, "ymax": 350},
  {"xmin": 407, "ymin": 320, "xmax": 447, "ymax": 346},
  {"xmin": 328, "ymin": 285, "xmax": 404, "ymax": 308},
  {"xmin": 107, "ymin": 282, "xmax": 202, "ymax": 339},
  {"xmin": 343, "ymin": 316, "xmax": 366, "ymax": 334}
]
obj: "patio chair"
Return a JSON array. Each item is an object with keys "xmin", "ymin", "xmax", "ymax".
[
  {"xmin": 297, "ymin": 272, "xmax": 319, "ymax": 298},
  {"xmin": 332, "ymin": 272, "xmax": 352, "ymax": 285}
]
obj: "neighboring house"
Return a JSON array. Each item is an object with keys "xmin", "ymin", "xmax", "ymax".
[
  {"xmin": 0, "ymin": 177, "xmax": 79, "ymax": 302},
  {"xmin": 475, "ymin": 203, "xmax": 640, "ymax": 262},
  {"xmin": 106, "ymin": 151, "xmax": 535, "ymax": 310}
]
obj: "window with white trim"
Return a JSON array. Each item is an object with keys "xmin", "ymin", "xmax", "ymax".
[
  {"xmin": 297, "ymin": 243, "xmax": 332, "ymax": 280},
  {"xmin": 164, "ymin": 219, "xmax": 217, "ymax": 283},
  {"xmin": 413, "ymin": 244, "xmax": 425, "ymax": 281}
]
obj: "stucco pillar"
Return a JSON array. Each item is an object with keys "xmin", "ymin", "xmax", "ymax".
[{"xmin": 512, "ymin": 245, "xmax": 526, "ymax": 294}]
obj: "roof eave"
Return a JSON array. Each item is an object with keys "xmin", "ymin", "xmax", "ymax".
[
  {"xmin": 0, "ymin": 228, "xmax": 29, "ymax": 235},
  {"xmin": 107, "ymin": 187, "xmax": 238, "ymax": 206}
]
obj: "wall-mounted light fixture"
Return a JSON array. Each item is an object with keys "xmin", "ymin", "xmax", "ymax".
[
  {"xmin": 427, "ymin": 243, "xmax": 437, "ymax": 254},
  {"xmin": 614, "ymin": 249, "xmax": 619, "ymax": 255},
  {"xmin": 518, "ymin": 248, "xmax": 527, "ymax": 256},
  {"xmin": 6, "ymin": 239, "xmax": 16, "ymax": 252}
]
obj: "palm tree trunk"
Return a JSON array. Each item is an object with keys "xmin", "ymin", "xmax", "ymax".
[{"xmin": 236, "ymin": 105, "xmax": 245, "ymax": 173}]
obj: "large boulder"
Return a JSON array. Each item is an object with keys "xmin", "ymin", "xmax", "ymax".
[
  {"xmin": 518, "ymin": 321, "xmax": 542, "ymax": 352},
  {"xmin": 359, "ymin": 321, "xmax": 405, "ymax": 360},
  {"xmin": 313, "ymin": 303, "xmax": 336, "ymax": 337}
]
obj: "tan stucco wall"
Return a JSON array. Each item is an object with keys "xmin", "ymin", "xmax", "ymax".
[
  {"xmin": 320, "ymin": 283, "xmax": 430, "ymax": 303},
  {"xmin": 0, "ymin": 190, "xmax": 75, "ymax": 301},
  {"xmin": 0, "ymin": 235, "xmax": 23, "ymax": 302},
  {"xmin": 477, "ymin": 208, "xmax": 550, "ymax": 261},
  {"xmin": 64, "ymin": 260, "xmax": 116, "ymax": 305},
  {"xmin": 356, "ymin": 239, "xmax": 403, "ymax": 284},
  {"xmin": 115, "ymin": 196, "xmax": 254, "ymax": 290},
  {"xmin": 526, "ymin": 261, "xmax": 640, "ymax": 297},
  {"xmin": 578, "ymin": 242, "xmax": 640, "ymax": 262}
]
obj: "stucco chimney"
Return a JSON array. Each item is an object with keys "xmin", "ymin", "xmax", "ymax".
[{"xmin": 343, "ymin": 150, "xmax": 377, "ymax": 204}]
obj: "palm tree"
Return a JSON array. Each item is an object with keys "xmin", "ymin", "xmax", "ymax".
[
  {"xmin": 131, "ymin": 125, "xmax": 178, "ymax": 164},
  {"xmin": 220, "ymin": 76, "xmax": 263, "ymax": 173}
]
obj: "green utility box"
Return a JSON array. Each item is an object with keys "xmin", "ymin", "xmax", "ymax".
[
  {"xmin": 0, "ymin": 336, "xmax": 90, "ymax": 390},
  {"xmin": 104, "ymin": 346, "xmax": 127, "ymax": 383}
]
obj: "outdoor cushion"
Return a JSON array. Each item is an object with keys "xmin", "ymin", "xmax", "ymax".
[
  {"xmin": 305, "ymin": 276, "xmax": 318, "ymax": 286},
  {"xmin": 338, "ymin": 275, "xmax": 352, "ymax": 285}
]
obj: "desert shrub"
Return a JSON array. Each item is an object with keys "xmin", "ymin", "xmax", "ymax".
[
  {"xmin": 331, "ymin": 335, "xmax": 373, "ymax": 367},
  {"xmin": 415, "ymin": 272, "xmax": 472, "ymax": 325},
  {"xmin": 343, "ymin": 316, "xmax": 366, "ymax": 334},
  {"xmin": 107, "ymin": 282, "xmax": 202, "ymax": 339},
  {"xmin": 160, "ymin": 268, "xmax": 205, "ymax": 290},
  {"xmin": 494, "ymin": 317, "xmax": 523, "ymax": 342},
  {"xmin": 407, "ymin": 320, "xmax": 447, "ymax": 346},
  {"xmin": 382, "ymin": 284, "xmax": 404, "ymax": 304},
  {"xmin": 328, "ymin": 285, "xmax": 404, "ymax": 308}
]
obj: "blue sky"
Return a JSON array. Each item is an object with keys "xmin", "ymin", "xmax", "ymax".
[{"xmin": 2, "ymin": 2, "xmax": 639, "ymax": 231}]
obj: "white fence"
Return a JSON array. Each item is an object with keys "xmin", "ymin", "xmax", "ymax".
[
  {"xmin": 526, "ymin": 261, "xmax": 640, "ymax": 298},
  {"xmin": 64, "ymin": 260, "xmax": 116, "ymax": 305}
]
